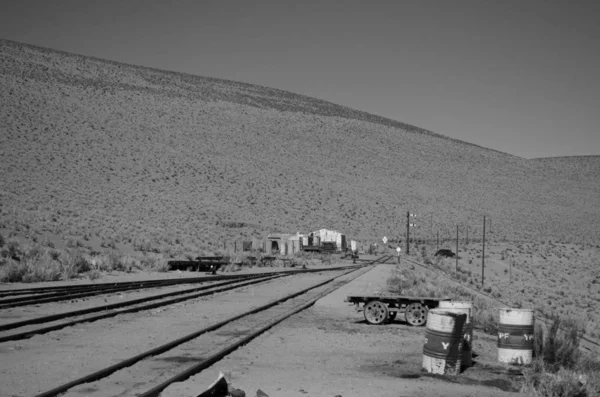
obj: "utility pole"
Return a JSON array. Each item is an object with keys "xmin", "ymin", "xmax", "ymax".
[
  {"xmin": 456, "ymin": 225, "xmax": 459, "ymax": 273},
  {"xmin": 430, "ymin": 213, "xmax": 433, "ymax": 242},
  {"xmin": 510, "ymin": 259, "xmax": 512, "ymax": 284},
  {"xmin": 406, "ymin": 211, "xmax": 417, "ymax": 255},
  {"xmin": 466, "ymin": 226, "xmax": 469, "ymax": 245},
  {"xmin": 436, "ymin": 230, "xmax": 439, "ymax": 251},
  {"xmin": 406, "ymin": 211, "xmax": 410, "ymax": 255},
  {"xmin": 482, "ymin": 216, "xmax": 486, "ymax": 287}
]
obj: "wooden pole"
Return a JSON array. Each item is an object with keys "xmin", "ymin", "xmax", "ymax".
[
  {"xmin": 456, "ymin": 225, "xmax": 459, "ymax": 273},
  {"xmin": 436, "ymin": 230, "xmax": 439, "ymax": 251},
  {"xmin": 406, "ymin": 211, "xmax": 410, "ymax": 255},
  {"xmin": 482, "ymin": 216, "xmax": 486, "ymax": 287},
  {"xmin": 510, "ymin": 259, "xmax": 512, "ymax": 284}
]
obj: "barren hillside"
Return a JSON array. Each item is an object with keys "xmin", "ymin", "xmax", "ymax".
[{"xmin": 1, "ymin": 38, "xmax": 599, "ymax": 255}]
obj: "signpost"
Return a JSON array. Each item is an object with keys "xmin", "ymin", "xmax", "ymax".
[
  {"xmin": 396, "ymin": 246, "xmax": 402, "ymax": 264},
  {"xmin": 406, "ymin": 212, "xmax": 417, "ymax": 255},
  {"xmin": 382, "ymin": 236, "xmax": 388, "ymax": 244}
]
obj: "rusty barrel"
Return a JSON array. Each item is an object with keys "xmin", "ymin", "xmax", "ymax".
[
  {"xmin": 438, "ymin": 300, "xmax": 473, "ymax": 368},
  {"xmin": 422, "ymin": 309, "xmax": 467, "ymax": 375},
  {"xmin": 497, "ymin": 308, "xmax": 534, "ymax": 365}
]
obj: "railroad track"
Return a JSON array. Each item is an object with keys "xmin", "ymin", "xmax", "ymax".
[
  {"xmin": 398, "ymin": 255, "xmax": 600, "ymax": 353},
  {"xmin": 0, "ymin": 274, "xmax": 283, "ymax": 343},
  {"xmin": 32, "ymin": 264, "xmax": 376, "ymax": 397},
  {"xmin": 0, "ymin": 275, "xmax": 260, "ymax": 309},
  {"xmin": 0, "ymin": 264, "xmax": 365, "ymax": 309},
  {"xmin": 0, "ymin": 262, "xmax": 384, "ymax": 343},
  {"xmin": 0, "ymin": 275, "xmax": 242, "ymax": 298}
]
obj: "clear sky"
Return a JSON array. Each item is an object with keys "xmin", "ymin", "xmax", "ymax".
[{"xmin": 2, "ymin": 0, "xmax": 599, "ymax": 158}]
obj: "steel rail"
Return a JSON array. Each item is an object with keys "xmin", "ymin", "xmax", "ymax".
[
  {"xmin": 0, "ymin": 280, "xmax": 219, "ymax": 309},
  {"xmin": 0, "ymin": 263, "xmax": 365, "ymax": 297},
  {"xmin": 0, "ymin": 264, "xmax": 362, "ymax": 308},
  {"xmin": 33, "ymin": 266, "xmax": 369, "ymax": 397},
  {"xmin": 0, "ymin": 279, "xmax": 204, "ymax": 306},
  {"xmin": 0, "ymin": 275, "xmax": 283, "ymax": 342},
  {"xmin": 0, "ymin": 275, "xmax": 262, "ymax": 305},
  {"xmin": 139, "ymin": 265, "xmax": 372, "ymax": 397},
  {"xmin": 0, "ymin": 265, "xmax": 374, "ymax": 339},
  {"xmin": 0, "ymin": 275, "xmax": 248, "ymax": 297},
  {"xmin": 0, "ymin": 275, "xmax": 266, "ymax": 332}
]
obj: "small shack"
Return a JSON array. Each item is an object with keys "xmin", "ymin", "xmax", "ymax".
[
  {"xmin": 266, "ymin": 232, "xmax": 302, "ymax": 256},
  {"xmin": 308, "ymin": 228, "xmax": 347, "ymax": 252}
]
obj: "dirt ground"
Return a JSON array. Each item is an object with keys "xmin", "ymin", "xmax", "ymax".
[
  {"xmin": 0, "ymin": 270, "xmax": 350, "ymax": 397},
  {"xmin": 161, "ymin": 264, "xmax": 523, "ymax": 397}
]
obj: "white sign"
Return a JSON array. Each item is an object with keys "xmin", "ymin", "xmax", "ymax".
[
  {"xmin": 396, "ymin": 247, "xmax": 401, "ymax": 253},
  {"xmin": 382, "ymin": 236, "xmax": 388, "ymax": 244}
]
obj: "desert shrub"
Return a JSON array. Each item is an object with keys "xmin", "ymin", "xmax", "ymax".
[
  {"xmin": 22, "ymin": 251, "xmax": 63, "ymax": 282},
  {"xmin": 229, "ymin": 252, "xmax": 257, "ymax": 267},
  {"xmin": 43, "ymin": 239, "xmax": 55, "ymax": 248},
  {"xmin": 294, "ymin": 250, "xmax": 318, "ymax": 260},
  {"xmin": 107, "ymin": 252, "xmax": 126, "ymax": 271},
  {"xmin": 293, "ymin": 257, "xmax": 309, "ymax": 268},
  {"xmin": 272, "ymin": 259, "xmax": 285, "ymax": 267},
  {"xmin": 536, "ymin": 317, "xmax": 584, "ymax": 372},
  {"xmin": 522, "ymin": 317, "xmax": 600, "ymax": 396},
  {"xmin": 0, "ymin": 239, "xmax": 23, "ymax": 259},
  {"xmin": 139, "ymin": 254, "xmax": 168, "ymax": 272},
  {"xmin": 0, "ymin": 233, "xmax": 5, "ymax": 248},
  {"xmin": 0, "ymin": 259, "xmax": 30, "ymax": 282},
  {"xmin": 88, "ymin": 270, "xmax": 102, "ymax": 280},
  {"xmin": 73, "ymin": 251, "xmax": 93, "ymax": 273},
  {"xmin": 134, "ymin": 239, "xmax": 154, "ymax": 252},
  {"xmin": 0, "ymin": 246, "xmax": 75, "ymax": 282}
]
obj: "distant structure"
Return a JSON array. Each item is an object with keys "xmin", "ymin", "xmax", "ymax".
[{"xmin": 265, "ymin": 228, "xmax": 348, "ymax": 255}]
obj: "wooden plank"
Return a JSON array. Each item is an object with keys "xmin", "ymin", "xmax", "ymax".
[{"xmin": 345, "ymin": 295, "xmax": 450, "ymax": 303}]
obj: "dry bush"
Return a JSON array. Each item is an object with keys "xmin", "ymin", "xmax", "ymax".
[
  {"xmin": 139, "ymin": 254, "xmax": 168, "ymax": 272},
  {"xmin": 522, "ymin": 317, "xmax": 600, "ymax": 396},
  {"xmin": 0, "ymin": 250, "xmax": 63, "ymax": 282}
]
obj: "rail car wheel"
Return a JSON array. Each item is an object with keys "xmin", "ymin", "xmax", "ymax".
[
  {"xmin": 364, "ymin": 300, "xmax": 388, "ymax": 325},
  {"xmin": 404, "ymin": 303, "xmax": 428, "ymax": 326}
]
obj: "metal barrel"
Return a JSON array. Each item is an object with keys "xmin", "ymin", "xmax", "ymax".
[
  {"xmin": 497, "ymin": 308, "xmax": 534, "ymax": 365},
  {"xmin": 438, "ymin": 301, "xmax": 473, "ymax": 368},
  {"xmin": 422, "ymin": 309, "xmax": 467, "ymax": 375}
]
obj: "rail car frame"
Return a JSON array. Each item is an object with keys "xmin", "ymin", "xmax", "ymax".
[
  {"xmin": 345, "ymin": 294, "xmax": 451, "ymax": 326},
  {"xmin": 167, "ymin": 256, "xmax": 227, "ymax": 274}
]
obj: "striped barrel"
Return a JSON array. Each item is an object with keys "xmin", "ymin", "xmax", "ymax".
[
  {"xmin": 497, "ymin": 308, "xmax": 534, "ymax": 365},
  {"xmin": 438, "ymin": 301, "xmax": 473, "ymax": 368},
  {"xmin": 422, "ymin": 309, "xmax": 467, "ymax": 375}
]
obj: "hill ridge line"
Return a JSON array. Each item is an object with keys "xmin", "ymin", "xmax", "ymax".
[{"xmin": 0, "ymin": 37, "xmax": 517, "ymax": 158}]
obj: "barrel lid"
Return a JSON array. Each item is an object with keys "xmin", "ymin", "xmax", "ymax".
[{"xmin": 429, "ymin": 309, "xmax": 468, "ymax": 318}]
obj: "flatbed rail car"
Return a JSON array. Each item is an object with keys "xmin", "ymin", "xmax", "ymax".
[
  {"xmin": 345, "ymin": 295, "xmax": 451, "ymax": 326},
  {"xmin": 167, "ymin": 256, "xmax": 228, "ymax": 274}
]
